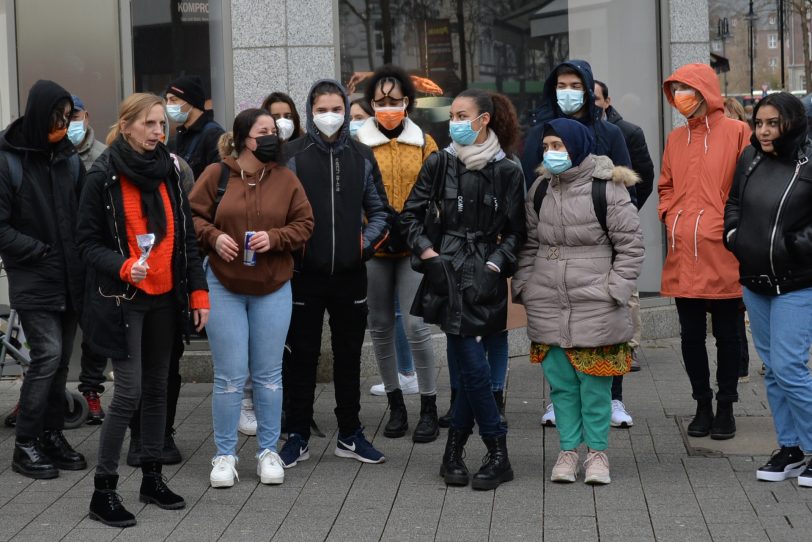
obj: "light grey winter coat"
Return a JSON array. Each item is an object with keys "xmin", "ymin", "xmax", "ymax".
[
  {"xmin": 75, "ymin": 126, "xmax": 107, "ymax": 171},
  {"xmin": 511, "ymin": 154, "xmax": 644, "ymax": 348}
]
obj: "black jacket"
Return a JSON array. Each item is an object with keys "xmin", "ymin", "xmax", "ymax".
[
  {"xmin": 0, "ymin": 80, "xmax": 85, "ymax": 313},
  {"xmin": 400, "ymin": 149, "xmax": 526, "ymax": 336},
  {"xmin": 168, "ymin": 109, "xmax": 224, "ymax": 179},
  {"xmin": 285, "ymin": 78, "xmax": 390, "ymax": 277},
  {"xmin": 76, "ymin": 148, "xmax": 208, "ymax": 359},
  {"xmin": 605, "ymin": 106, "xmax": 654, "ymax": 209},
  {"xmin": 724, "ymin": 142, "xmax": 812, "ymax": 295}
]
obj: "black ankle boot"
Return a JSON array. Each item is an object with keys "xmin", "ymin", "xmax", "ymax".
[
  {"xmin": 89, "ymin": 474, "xmax": 136, "ymax": 528},
  {"xmin": 438, "ymin": 389, "xmax": 456, "ymax": 428},
  {"xmin": 472, "ymin": 435, "xmax": 514, "ymax": 490},
  {"xmin": 161, "ymin": 429, "xmax": 182, "ymax": 465},
  {"xmin": 12, "ymin": 438, "xmax": 58, "ymax": 479},
  {"xmin": 41, "ymin": 429, "xmax": 87, "ymax": 470},
  {"xmin": 710, "ymin": 401, "xmax": 736, "ymax": 440},
  {"xmin": 413, "ymin": 394, "xmax": 439, "ymax": 443},
  {"xmin": 493, "ymin": 390, "xmax": 508, "ymax": 428},
  {"xmin": 440, "ymin": 428, "xmax": 470, "ymax": 486},
  {"xmin": 384, "ymin": 389, "xmax": 408, "ymax": 438},
  {"xmin": 687, "ymin": 399, "xmax": 714, "ymax": 437},
  {"xmin": 139, "ymin": 461, "xmax": 185, "ymax": 510}
]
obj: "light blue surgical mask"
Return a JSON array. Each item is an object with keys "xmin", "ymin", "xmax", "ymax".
[
  {"xmin": 543, "ymin": 150, "xmax": 572, "ymax": 174},
  {"xmin": 166, "ymin": 103, "xmax": 189, "ymax": 123},
  {"xmin": 556, "ymin": 89, "xmax": 585, "ymax": 115},
  {"xmin": 67, "ymin": 120, "xmax": 86, "ymax": 146},
  {"xmin": 448, "ymin": 114, "xmax": 484, "ymax": 146},
  {"xmin": 349, "ymin": 119, "xmax": 365, "ymax": 138}
]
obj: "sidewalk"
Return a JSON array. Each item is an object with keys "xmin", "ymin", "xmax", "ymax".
[{"xmin": 0, "ymin": 337, "xmax": 808, "ymax": 541}]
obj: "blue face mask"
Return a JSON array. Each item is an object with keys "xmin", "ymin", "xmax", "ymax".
[
  {"xmin": 67, "ymin": 120, "xmax": 86, "ymax": 146},
  {"xmin": 543, "ymin": 150, "xmax": 572, "ymax": 174},
  {"xmin": 448, "ymin": 114, "xmax": 484, "ymax": 146},
  {"xmin": 166, "ymin": 103, "xmax": 189, "ymax": 123},
  {"xmin": 556, "ymin": 89, "xmax": 585, "ymax": 115},
  {"xmin": 349, "ymin": 119, "xmax": 365, "ymax": 138}
]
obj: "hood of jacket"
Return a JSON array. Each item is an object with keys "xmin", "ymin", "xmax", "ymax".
[
  {"xmin": 536, "ymin": 60, "xmax": 598, "ymax": 126},
  {"xmin": 304, "ymin": 78, "xmax": 351, "ymax": 152},
  {"xmin": 356, "ymin": 116, "xmax": 425, "ymax": 147},
  {"xmin": 663, "ymin": 63, "xmax": 724, "ymax": 117},
  {"xmin": 16, "ymin": 80, "xmax": 73, "ymax": 152},
  {"xmin": 543, "ymin": 118, "xmax": 595, "ymax": 167},
  {"xmin": 605, "ymin": 106, "xmax": 623, "ymax": 124}
]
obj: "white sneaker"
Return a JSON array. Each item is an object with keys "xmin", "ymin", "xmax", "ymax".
[
  {"xmin": 239, "ymin": 399, "xmax": 257, "ymax": 436},
  {"xmin": 257, "ymin": 449, "xmax": 284, "ymax": 484},
  {"xmin": 551, "ymin": 450, "xmax": 579, "ymax": 482},
  {"xmin": 369, "ymin": 373, "xmax": 419, "ymax": 396},
  {"xmin": 610, "ymin": 400, "xmax": 634, "ymax": 428},
  {"xmin": 210, "ymin": 455, "xmax": 238, "ymax": 488},
  {"xmin": 541, "ymin": 402, "xmax": 556, "ymax": 427}
]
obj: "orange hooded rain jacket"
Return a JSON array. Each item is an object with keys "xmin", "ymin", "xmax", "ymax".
[{"xmin": 658, "ymin": 63, "xmax": 750, "ymax": 299}]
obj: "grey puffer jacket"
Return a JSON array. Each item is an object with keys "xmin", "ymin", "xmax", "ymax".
[{"xmin": 512, "ymin": 154, "xmax": 644, "ymax": 348}]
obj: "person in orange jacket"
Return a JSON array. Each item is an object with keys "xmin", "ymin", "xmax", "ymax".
[{"xmin": 658, "ymin": 63, "xmax": 750, "ymax": 441}]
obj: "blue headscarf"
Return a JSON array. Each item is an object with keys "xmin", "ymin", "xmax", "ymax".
[{"xmin": 542, "ymin": 118, "xmax": 595, "ymax": 168}]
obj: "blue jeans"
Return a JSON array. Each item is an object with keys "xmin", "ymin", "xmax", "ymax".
[
  {"xmin": 446, "ymin": 334, "xmax": 505, "ymax": 438},
  {"xmin": 206, "ymin": 269, "xmax": 291, "ymax": 457},
  {"xmin": 743, "ymin": 286, "xmax": 812, "ymax": 451},
  {"xmin": 447, "ymin": 330, "xmax": 508, "ymax": 391}
]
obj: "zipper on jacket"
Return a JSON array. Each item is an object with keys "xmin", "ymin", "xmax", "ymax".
[
  {"xmin": 670, "ymin": 210, "xmax": 683, "ymax": 250},
  {"xmin": 330, "ymin": 147, "xmax": 336, "ymax": 275},
  {"xmin": 693, "ymin": 210, "xmax": 704, "ymax": 260},
  {"xmin": 770, "ymin": 158, "xmax": 807, "ymax": 278},
  {"xmin": 99, "ymin": 181, "xmax": 133, "ymax": 304},
  {"xmin": 176, "ymin": 174, "xmax": 191, "ymax": 313}
]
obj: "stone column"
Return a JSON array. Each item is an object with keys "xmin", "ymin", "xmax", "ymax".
[{"xmin": 667, "ymin": 0, "xmax": 711, "ymax": 127}]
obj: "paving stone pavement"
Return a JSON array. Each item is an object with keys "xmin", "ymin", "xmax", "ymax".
[{"xmin": 0, "ymin": 336, "xmax": 808, "ymax": 541}]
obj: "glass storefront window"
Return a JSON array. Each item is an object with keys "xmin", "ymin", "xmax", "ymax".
[{"xmin": 339, "ymin": 0, "xmax": 664, "ymax": 292}]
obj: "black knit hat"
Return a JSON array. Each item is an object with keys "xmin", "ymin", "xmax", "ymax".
[{"xmin": 165, "ymin": 75, "xmax": 206, "ymax": 110}]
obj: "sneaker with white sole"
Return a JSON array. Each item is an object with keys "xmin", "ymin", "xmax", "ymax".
[
  {"xmin": 278, "ymin": 433, "xmax": 309, "ymax": 468},
  {"xmin": 335, "ymin": 427, "xmax": 385, "ymax": 464},
  {"xmin": 541, "ymin": 402, "xmax": 556, "ymax": 427},
  {"xmin": 757, "ymin": 447, "xmax": 806, "ymax": 482},
  {"xmin": 551, "ymin": 450, "xmax": 579, "ymax": 483},
  {"xmin": 610, "ymin": 400, "xmax": 634, "ymax": 428},
  {"xmin": 210, "ymin": 455, "xmax": 238, "ymax": 488},
  {"xmin": 257, "ymin": 449, "xmax": 284, "ymax": 484},
  {"xmin": 798, "ymin": 464, "xmax": 812, "ymax": 487},
  {"xmin": 238, "ymin": 399, "xmax": 257, "ymax": 436},
  {"xmin": 584, "ymin": 451, "xmax": 611, "ymax": 485},
  {"xmin": 370, "ymin": 373, "xmax": 419, "ymax": 396}
]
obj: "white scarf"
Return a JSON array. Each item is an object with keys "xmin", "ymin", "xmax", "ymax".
[{"xmin": 451, "ymin": 129, "xmax": 502, "ymax": 171}]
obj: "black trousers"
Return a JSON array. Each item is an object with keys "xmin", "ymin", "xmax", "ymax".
[
  {"xmin": 78, "ymin": 339, "xmax": 108, "ymax": 394},
  {"xmin": 130, "ymin": 332, "xmax": 182, "ymax": 438},
  {"xmin": 675, "ymin": 297, "xmax": 741, "ymax": 403},
  {"xmin": 286, "ymin": 271, "xmax": 368, "ymax": 441}
]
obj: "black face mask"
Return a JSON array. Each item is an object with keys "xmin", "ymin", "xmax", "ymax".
[{"xmin": 252, "ymin": 134, "xmax": 280, "ymax": 163}]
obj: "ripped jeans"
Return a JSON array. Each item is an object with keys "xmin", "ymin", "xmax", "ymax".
[{"xmin": 206, "ymin": 268, "xmax": 291, "ymax": 457}]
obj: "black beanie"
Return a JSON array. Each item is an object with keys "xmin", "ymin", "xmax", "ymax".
[{"xmin": 165, "ymin": 75, "xmax": 206, "ymax": 110}]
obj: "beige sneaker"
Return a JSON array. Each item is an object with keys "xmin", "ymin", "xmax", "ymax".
[
  {"xmin": 584, "ymin": 451, "xmax": 611, "ymax": 485},
  {"xmin": 551, "ymin": 450, "xmax": 579, "ymax": 482}
]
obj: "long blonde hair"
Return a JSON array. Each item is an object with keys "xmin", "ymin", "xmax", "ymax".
[{"xmin": 106, "ymin": 93, "xmax": 166, "ymax": 146}]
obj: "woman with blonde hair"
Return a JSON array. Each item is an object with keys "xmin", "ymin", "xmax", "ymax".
[{"xmin": 77, "ymin": 92, "xmax": 209, "ymax": 527}]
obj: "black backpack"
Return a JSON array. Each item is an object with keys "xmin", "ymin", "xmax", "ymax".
[{"xmin": 1, "ymin": 150, "xmax": 81, "ymax": 193}]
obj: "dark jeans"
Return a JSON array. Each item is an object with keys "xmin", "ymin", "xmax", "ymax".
[
  {"xmin": 675, "ymin": 297, "xmax": 741, "ymax": 403},
  {"xmin": 129, "ymin": 333, "xmax": 183, "ymax": 438},
  {"xmin": 96, "ymin": 293, "xmax": 176, "ymax": 475},
  {"xmin": 611, "ymin": 376, "xmax": 624, "ymax": 402},
  {"xmin": 446, "ymin": 334, "xmax": 506, "ymax": 438},
  {"xmin": 286, "ymin": 271, "xmax": 367, "ymax": 441},
  {"xmin": 15, "ymin": 309, "xmax": 78, "ymax": 440},
  {"xmin": 78, "ymin": 339, "xmax": 108, "ymax": 394},
  {"xmin": 447, "ymin": 330, "xmax": 509, "ymax": 391}
]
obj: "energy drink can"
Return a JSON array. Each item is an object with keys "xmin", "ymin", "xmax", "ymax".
[{"xmin": 243, "ymin": 231, "xmax": 257, "ymax": 266}]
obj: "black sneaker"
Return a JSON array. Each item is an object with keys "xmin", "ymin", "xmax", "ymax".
[
  {"xmin": 757, "ymin": 447, "xmax": 806, "ymax": 482},
  {"xmin": 798, "ymin": 464, "xmax": 812, "ymax": 488}
]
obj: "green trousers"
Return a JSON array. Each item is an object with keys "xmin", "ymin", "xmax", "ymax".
[{"xmin": 542, "ymin": 346, "xmax": 612, "ymax": 451}]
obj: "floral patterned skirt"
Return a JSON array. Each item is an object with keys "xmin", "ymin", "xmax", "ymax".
[{"xmin": 530, "ymin": 342, "xmax": 632, "ymax": 377}]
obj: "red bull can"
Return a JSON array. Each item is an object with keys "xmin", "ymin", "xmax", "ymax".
[{"xmin": 243, "ymin": 231, "xmax": 257, "ymax": 266}]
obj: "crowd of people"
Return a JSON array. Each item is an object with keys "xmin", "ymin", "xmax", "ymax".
[{"xmin": 0, "ymin": 56, "xmax": 811, "ymax": 529}]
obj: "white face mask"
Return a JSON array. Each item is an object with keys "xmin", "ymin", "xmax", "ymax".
[
  {"xmin": 275, "ymin": 118, "xmax": 295, "ymax": 140},
  {"xmin": 313, "ymin": 112, "xmax": 345, "ymax": 138}
]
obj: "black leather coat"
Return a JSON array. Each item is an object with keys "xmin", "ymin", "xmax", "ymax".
[
  {"xmin": 400, "ymin": 149, "xmax": 526, "ymax": 336},
  {"xmin": 724, "ymin": 141, "xmax": 812, "ymax": 295}
]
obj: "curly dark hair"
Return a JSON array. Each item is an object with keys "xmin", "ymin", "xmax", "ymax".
[
  {"xmin": 363, "ymin": 64, "xmax": 416, "ymax": 113},
  {"xmin": 456, "ymin": 89, "xmax": 519, "ymax": 152}
]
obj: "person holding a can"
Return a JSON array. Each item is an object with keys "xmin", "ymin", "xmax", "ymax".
[{"xmin": 189, "ymin": 108, "xmax": 314, "ymax": 488}]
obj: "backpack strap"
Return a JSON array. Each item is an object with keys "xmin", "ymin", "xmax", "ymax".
[
  {"xmin": 0, "ymin": 151, "xmax": 23, "ymax": 193},
  {"xmin": 180, "ymin": 120, "xmax": 219, "ymax": 163},
  {"xmin": 591, "ymin": 179, "xmax": 609, "ymax": 239},
  {"xmin": 532, "ymin": 179, "xmax": 549, "ymax": 216},
  {"xmin": 211, "ymin": 161, "xmax": 230, "ymax": 218}
]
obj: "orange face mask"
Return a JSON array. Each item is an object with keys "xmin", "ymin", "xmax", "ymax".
[
  {"xmin": 48, "ymin": 127, "xmax": 67, "ymax": 143},
  {"xmin": 374, "ymin": 106, "xmax": 406, "ymax": 131},
  {"xmin": 673, "ymin": 89, "xmax": 703, "ymax": 117}
]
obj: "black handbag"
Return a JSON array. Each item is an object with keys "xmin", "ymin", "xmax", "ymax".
[{"xmin": 423, "ymin": 151, "xmax": 447, "ymax": 248}]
